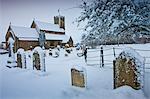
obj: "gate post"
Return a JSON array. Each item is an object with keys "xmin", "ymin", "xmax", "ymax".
[
  {"xmin": 113, "ymin": 47, "xmax": 116, "ymax": 58},
  {"xmin": 113, "ymin": 60, "xmax": 116, "ymax": 89},
  {"xmin": 100, "ymin": 47, "xmax": 104, "ymax": 67}
]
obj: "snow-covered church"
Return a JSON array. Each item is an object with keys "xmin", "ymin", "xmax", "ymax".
[{"xmin": 5, "ymin": 16, "xmax": 73, "ymax": 52}]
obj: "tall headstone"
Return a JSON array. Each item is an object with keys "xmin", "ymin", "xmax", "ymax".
[
  {"xmin": 17, "ymin": 48, "xmax": 26, "ymax": 68},
  {"xmin": 33, "ymin": 47, "xmax": 46, "ymax": 72}
]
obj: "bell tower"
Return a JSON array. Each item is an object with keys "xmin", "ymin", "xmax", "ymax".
[{"xmin": 54, "ymin": 9, "xmax": 65, "ymax": 30}]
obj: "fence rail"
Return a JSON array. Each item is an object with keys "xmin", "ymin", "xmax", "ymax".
[{"xmin": 86, "ymin": 46, "xmax": 150, "ymax": 69}]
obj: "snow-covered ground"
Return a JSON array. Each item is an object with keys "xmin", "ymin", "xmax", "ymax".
[
  {"xmin": 0, "ymin": 43, "xmax": 150, "ymax": 99},
  {"xmin": 0, "ymin": 49, "xmax": 8, "ymax": 54}
]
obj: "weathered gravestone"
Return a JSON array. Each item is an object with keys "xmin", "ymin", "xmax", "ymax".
[
  {"xmin": 33, "ymin": 47, "xmax": 46, "ymax": 72},
  {"xmin": 113, "ymin": 48, "xmax": 144, "ymax": 90},
  {"xmin": 17, "ymin": 48, "xmax": 26, "ymax": 68},
  {"xmin": 71, "ymin": 66, "xmax": 86, "ymax": 88}
]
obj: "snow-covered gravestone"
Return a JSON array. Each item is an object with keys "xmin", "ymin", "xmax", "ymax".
[
  {"xmin": 71, "ymin": 66, "xmax": 87, "ymax": 88},
  {"xmin": 113, "ymin": 48, "xmax": 144, "ymax": 90},
  {"xmin": 33, "ymin": 47, "xmax": 46, "ymax": 72},
  {"xmin": 17, "ymin": 48, "xmax": 26, "ymax": 69},
  {"xmin": 49, "ymin": 48, "xmax": 52, "ymax": 56},
  {"xmin": 7, "ymin": 37, "xmax": 17, "ymax": 68}
]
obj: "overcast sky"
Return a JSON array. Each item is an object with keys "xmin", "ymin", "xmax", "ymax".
[{"xmin": 0, "ymin": 0, "xmax": 84, "ymax": 43}]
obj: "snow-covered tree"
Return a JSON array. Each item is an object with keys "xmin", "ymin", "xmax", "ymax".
[
  {"xmin": 81, "ymin": 33, "xmax": 95, "ymax": 48},
  {"xmin": 78, "ymin": 0, "xmax": 150, "ymax": 45}
]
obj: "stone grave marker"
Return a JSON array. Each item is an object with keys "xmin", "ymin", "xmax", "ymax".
[
  {"xmin": 17, "ymin": 48, "xmax": 26, "ymax": 68},
  {"xmin": 113, "ymin": 48, "xmax": 144, "ymax": 90},
  {"xmin": 71, "ymin": 66, "xmax": 86, "ymax": 88},
  {"xmin": 33, "ymin": 47, "xmax": 46, "ymax": 72}
]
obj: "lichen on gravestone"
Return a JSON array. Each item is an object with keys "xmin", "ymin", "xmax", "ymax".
[{"xmin": 114, "ymin": 47, "xmax": 144, "ymax": 90}]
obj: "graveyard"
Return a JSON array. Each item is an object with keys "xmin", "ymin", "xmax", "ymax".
[
  {"xmin": 0, "ymin": 43, "xmax": 150, "ymax": 99},
  {"xmin": 1, "ymin": 0, "xmax": 150, "ymax": 99}
]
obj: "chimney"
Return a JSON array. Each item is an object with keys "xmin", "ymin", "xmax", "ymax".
[{"xmin": 54, "ymin": 16, "xmax": 65, "ymax": 30}]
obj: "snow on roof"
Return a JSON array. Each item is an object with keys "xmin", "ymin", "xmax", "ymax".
[
  {"xmin": 10, "ymin": 25, "xmax": 39, "ymax": 40},
  {"xmin": 45, "ymin": 33, "xmax": 69, "ymax": 42},
  {"xmin": 18, "ymin": 38, "xmax": 39, "ymax": 41},
  {"xmin": 62, "ymin": 35, "xmax": 69, "ymax": 43},
  {"xmin": 34, "ymin": 20, "xmax": 65, "ymax": 33}
]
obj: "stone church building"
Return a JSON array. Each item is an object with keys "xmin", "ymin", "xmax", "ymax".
[{"xmin": 5, "ymin": 16, "xmax": 73, "ymax": 52}]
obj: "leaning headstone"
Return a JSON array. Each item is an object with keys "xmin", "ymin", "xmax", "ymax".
[
  {"xmin": 33, "ymin": 47, "xmax": 46, "ymax": 72},
  {"xmin": 17, "ymin": 48, "xmax": 26, "ymax": 69},
  {"xmin": 71, "ymin": 66, "xmax": 87, "ymax": 88},
  {"xmin": 113, "ymin": 47, "xmax": 144, "ymax": 90}
]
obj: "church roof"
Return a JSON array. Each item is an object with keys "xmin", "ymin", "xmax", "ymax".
[
  {"xmin": 45, "ymin": 33, "xmax": 69, "ymax": 42},
  {"xmin": 10, "ymin": 25, "xmax": 39, "ymax": 41},
  {"xmin": 34, "ymin": 20, "xmax": 65, "ymax": 33}
]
